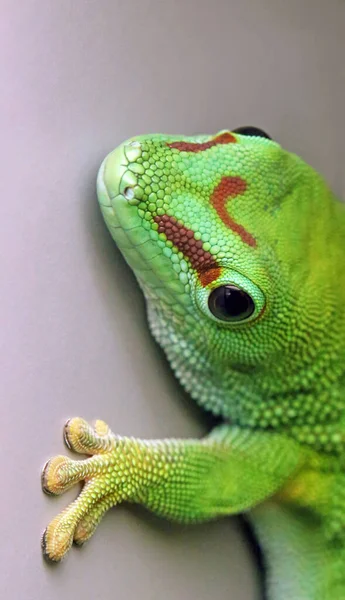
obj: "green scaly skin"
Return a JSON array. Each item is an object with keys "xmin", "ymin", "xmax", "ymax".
[{"xmin": 42, "ymin": 129, "xmax": 345, "ymax": 599}]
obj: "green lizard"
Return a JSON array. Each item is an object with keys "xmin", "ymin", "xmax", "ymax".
[{"xmin": 42, "ymin": 127, "xmax": 345, "ymax": 599}]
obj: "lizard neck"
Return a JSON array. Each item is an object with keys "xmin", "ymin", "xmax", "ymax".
[{"xmin": 146, "ymin": 301, "xmax": 345, "ymax": 454}]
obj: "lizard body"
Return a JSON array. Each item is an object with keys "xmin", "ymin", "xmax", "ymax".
[{"xmin": 42, "ymin": 128, "xmax": 345, "ymax": 599}]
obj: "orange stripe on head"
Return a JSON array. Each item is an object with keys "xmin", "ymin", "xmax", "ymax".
[
  {"xmin": 210, "ymin": 177, "xmax": 256, "ymax": 247},
  {"xmin": 154, "ymin": 215, "xmax": 221, "ymax": 286},
  {"xmin": 167, "ymin": 132, "xmax": 237, "ymax": 153}
]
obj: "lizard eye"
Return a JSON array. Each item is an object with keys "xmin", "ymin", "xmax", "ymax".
[
  {"xmin": 232, "ymin": 126, "xmax": 271, "ymax": 140},
  {"xmin": 194, "ymin": 270, "xmax": 265, "ymax": 326},
  {"xmin": 208, "ymin": 285, "xmax": 255, "ymax": 322}
]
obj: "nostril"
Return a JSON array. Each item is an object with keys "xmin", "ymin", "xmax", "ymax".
[{"xmin": 124, "ymin": 187, "xmax": 135, "ymax": 200}]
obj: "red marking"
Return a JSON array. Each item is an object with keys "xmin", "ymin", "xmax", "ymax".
[
  {"xmin": 154, "ymin": 215, "xmax": 221, "ymax": 286},
  {"xmin": 167, "ymin": 132, "xmax": 237, "ymax": 153},
  {"xmin": 199, "ymin": 267, "xmax": 222, "ymax": 287},
  {"xmin": 210, "ymin": 177, "xmax": 256, "ymax": 247}
]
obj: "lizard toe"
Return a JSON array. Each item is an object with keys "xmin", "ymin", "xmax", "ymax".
[{"xmin": 64, "ymin": 417, "xmax": 115, "ymax": 455}]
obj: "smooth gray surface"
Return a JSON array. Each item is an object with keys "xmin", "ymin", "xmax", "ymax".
[{"xmin": 1, "ymin": 1, "xmax": 344, "ymax": 599}]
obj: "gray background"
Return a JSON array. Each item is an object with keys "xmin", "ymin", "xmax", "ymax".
[{"xmin": 1, "ymin": 1, "xmax": 344, "ymax": 599}]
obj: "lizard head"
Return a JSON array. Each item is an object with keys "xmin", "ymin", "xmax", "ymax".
[{"xmin": 97, "ymin": 129, "xmax": 345, "ymax": 440}]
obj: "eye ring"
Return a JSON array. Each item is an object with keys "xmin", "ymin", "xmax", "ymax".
[
  {"xmin": 208, "ymin": 285, "xmax": 255, "ymax": 322},
  {"xmin": 193, "ymin": 269, "xmax": 265, "ymax": 326}
]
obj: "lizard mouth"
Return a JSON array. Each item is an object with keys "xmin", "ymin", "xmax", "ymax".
[
  {"xmin": 98, "ymin": 139, "xmax": 140, "ymax": 192},
  {"xmin": 97, "ymin": 140, "xmax": 140, "ymax": 226},
  {"xmin": 96, "ymin": 139, "xmax": 183, "ymax": 295},
  {"xmin": 96, "ymin": 139, "xmax": 156, "ymax": 269}
]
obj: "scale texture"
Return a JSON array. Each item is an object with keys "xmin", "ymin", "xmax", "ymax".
[{"xmin": 42, "ymin": 129, "xmax": 345, "ymax": 600}]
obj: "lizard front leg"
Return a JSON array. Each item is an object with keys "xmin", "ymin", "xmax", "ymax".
[{"xmin": 42, "ymin": 417, "xmax": 305, "ymax": 562}]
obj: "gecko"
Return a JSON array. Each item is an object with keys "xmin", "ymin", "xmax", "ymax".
[{"xmin": 42, "ymin": 127, "xmax": 345, "ymax": 600}]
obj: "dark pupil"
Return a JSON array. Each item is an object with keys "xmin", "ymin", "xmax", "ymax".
[{"xmin": 208, "ymin": 285, "xmax": 255, "ymax": 322}]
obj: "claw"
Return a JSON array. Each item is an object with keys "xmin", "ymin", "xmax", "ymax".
[
  {"xmin": 63, "ymin": 419, "xmax": 73, "ymax": 450},
  {"xmin": 41, "ymin": 528, "xmax": 51, "ymax": 561},
  {"xmin": 41, "ymin": 528, "xmax": 62, "ymax": 563},
  {"xmin": 41, "ymin": 460, "xmax": 55, "ymax": 496}
]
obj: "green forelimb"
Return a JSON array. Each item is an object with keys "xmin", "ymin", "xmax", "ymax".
[{"xmin": 42, "ymin": 417, "xmax": 304, "ymax": 562}]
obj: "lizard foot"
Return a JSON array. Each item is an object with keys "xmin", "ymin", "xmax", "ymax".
[{"xmin": 42, "ymin": 417, "xmax": 142, "ymax": 562}]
